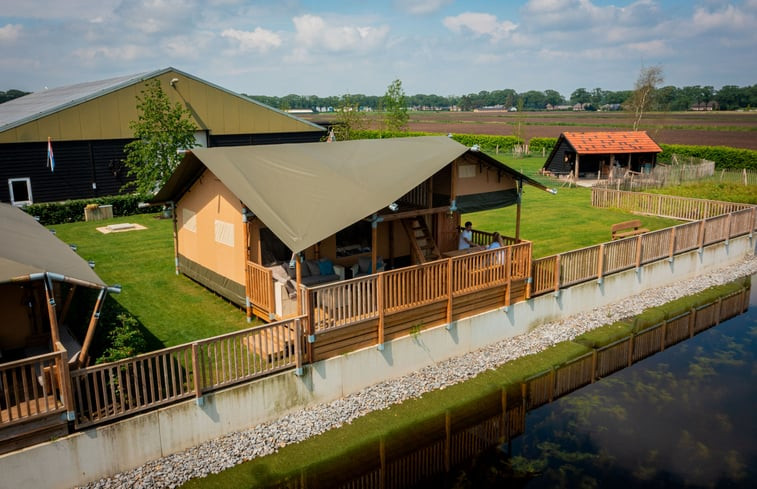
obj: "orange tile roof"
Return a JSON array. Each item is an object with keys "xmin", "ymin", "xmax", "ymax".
[{"xmin": 562, "ymin": 131, "xmax": 662, "ymax": 154}]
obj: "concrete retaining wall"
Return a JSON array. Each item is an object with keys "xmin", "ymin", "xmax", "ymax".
[{"xmin": 2, "ymin": 236, "xmax": 752, "ymax": 488}]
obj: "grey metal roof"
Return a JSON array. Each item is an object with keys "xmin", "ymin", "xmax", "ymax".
[{"xmin": 0, "ymin": 67, "xmax": 324, "ymax": 134}]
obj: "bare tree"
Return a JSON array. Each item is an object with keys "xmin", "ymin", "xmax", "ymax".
[{"xmin": 627, "ymin": 65, "xmax": 664, "ymax": 130}]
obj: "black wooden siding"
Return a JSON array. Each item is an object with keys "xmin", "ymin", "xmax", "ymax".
[{"xmin": 1, "ymin": 130, "xmax": 325, "ymax": 204}]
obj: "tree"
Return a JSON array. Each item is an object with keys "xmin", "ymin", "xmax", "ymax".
[
  {"xmin": 124, "ymin": 79, "xmax": 198, "ymax": 194},
  {"xmin": 332, "ymin": 94, "xmax": 367, "ymax": 141},
  {"xmin": 627, "ymin": 65, "xmax": 664, "ymax": 130},
  {"xmin": 382, "ymin": 79, "xmax": 409, "ymax": 132}
]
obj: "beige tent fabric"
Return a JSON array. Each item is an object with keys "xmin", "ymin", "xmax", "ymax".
[
  {"xmin": 189, "ymin": 136, "xmax": 469, "ymax": 253},
  {"xmin": 0, "ymin": 203, "xmax": 106, "ymax": 286}
]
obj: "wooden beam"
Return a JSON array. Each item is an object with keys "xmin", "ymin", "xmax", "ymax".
[
  {"xmin": 78, "ymin": 288, "xmax": 107, "ymax": 368},
  {"xmin": 371, "ymin": 205, "xmax": 452, "ymax": 223},
  {"xmin": 43, "ymin": 276, "xmax": 61, "ymax": 347}
]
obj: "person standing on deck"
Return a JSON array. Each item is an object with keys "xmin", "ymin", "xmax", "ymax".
[{"xmin": 459, "ymin": 221, "xmax": 474, "ymax": 250}]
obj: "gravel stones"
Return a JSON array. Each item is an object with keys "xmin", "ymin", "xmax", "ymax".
[{"xmin": 79, "ymin": 256, "xmax": 757, "ymax": 489}]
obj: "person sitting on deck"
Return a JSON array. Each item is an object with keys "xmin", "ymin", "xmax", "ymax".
[
  {"xmin": 459, "ymin": 221, "xmax": 474, "ymax": 250},
  {"xmin": 487, "ymin": 232, "xmax": 504, "ymax": 249}
]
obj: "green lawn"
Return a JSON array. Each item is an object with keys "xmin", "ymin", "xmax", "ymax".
[
  {"xmin": 467, "ymin": 154, "xmax": 680, "ymax": 257},
  {"xmin": 50, "ymin": 213, "xmax": 253, "ymax": 349}
]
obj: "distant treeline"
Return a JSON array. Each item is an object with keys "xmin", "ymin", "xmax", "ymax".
[
  {"xmin": 0, "ymin": 89, "xmax": 30, "ymax": 103},
  {"xmin": 1, "ymin": 84, "xmax": 755, "ymax": 112},
  {"xmin": 248, "ymin": 84, "xmax": 757, "ymax": 112}
]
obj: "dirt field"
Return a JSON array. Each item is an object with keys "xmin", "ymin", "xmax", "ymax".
[{"xmin": 307, "ymin": 111, "xmax": 757, "ymax": 150}]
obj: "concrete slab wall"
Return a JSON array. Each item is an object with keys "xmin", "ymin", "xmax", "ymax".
[{"xmin": 1, "ymin": 236, "xmax": 752, "ymax": 489}]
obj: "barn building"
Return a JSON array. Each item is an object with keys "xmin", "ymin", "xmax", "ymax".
[
  {"xmin": 542, "ymin": 131, "xmax": 662, "ymax": 180},
  {"xmin": 0, "ymin": 68, "xmax": 325, "ymax": 205}
]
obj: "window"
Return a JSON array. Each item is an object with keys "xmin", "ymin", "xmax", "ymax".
[{"xmin": 8, "ymin": 178, "xmax": 32, "ymax": 206}]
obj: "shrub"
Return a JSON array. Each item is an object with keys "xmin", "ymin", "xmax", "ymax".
[
  {"xmin": 528, "ymin": 137, "xmax": 558, "ymax": 154},
  {"xmin": 23, "ymin": 193, "xmax": 154, "ymax": 225},
  {"xmin": 97, "ymin": 313, "xmax": 149, "ymax": 364},
  {"xmin": 659, "ymin": 144, "xmax": 757, "ymax": 170},
  {"xmin": 350, "ymin": 130, "xmax": 523, "ymax": 152}
]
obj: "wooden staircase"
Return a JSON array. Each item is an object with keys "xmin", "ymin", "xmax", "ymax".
[{"xmin": 401, "ymin": 217, "xmax": 441, "ymax": 263}]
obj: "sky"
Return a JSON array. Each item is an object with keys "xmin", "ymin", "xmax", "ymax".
[{"xmin": 1, "ymin": 0, "xmax": 756, "ymax": 99}]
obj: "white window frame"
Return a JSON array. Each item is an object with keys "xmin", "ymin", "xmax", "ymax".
[{"xmin": 8, "ymin": 177, "xmax": 33, "ymax": 206}]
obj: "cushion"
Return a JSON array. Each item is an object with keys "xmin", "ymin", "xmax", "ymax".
[
  {"xmin": 318, "ymin": 258, "xmax": 334, "ymax": 276},
  {"xmin": 358, "ymin": 256, "xmax": 372, "ymax": 274},
  {"xmin": 305, "ymin": 260, "xmax": 321, "ymax": 276}
]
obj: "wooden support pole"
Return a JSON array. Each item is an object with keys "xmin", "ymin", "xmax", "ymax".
[
  {"xmin": 500, "ymin": 387, "xmax": 507, "ymax": 442},
  {"xmin": 242, "ymin": 214, "xmax": 253, "ymax": 322},
  {"xmin": 590, "ymin": 350, "xmax": 597, "ymax": 383},
  {"xmin": 43, "ymin": 276, "xmax": 61, "ymax": 347},
  {"xmin": 554, "ymin": 254, "xmax": 561, "ymax": 292},
  {"xmin": 296, "ymin": 259, "xmax": 302, "ymax": 316},
  {"xmin": 515, "ymin": 178, "xmax": 523, "ymax": 241},
  {"xmin": 78, "ymin": 288, "xmax": 107, "ymax": 367},
  {"xmin": 294, "ymin": 318, "xmax": 303, "ymax": 374},
  {"xmin": 668, "ymin": 226, "xmax": 676, "ymax": 261},
  {"xmin": 635, "ymin": 235, "xmax": 643, "ymax": 269},
  {"xmin": 627, "ymin": 334, "xmax": 635, "ymax": 366},
  {"xmin": 372, "ymin": 224, "xmax": 378, "ymax": 275}
]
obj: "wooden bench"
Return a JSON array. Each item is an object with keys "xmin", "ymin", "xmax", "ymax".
[{"xmin": 611, "ymin": 219, "xmax": 649, "ymax": 240}]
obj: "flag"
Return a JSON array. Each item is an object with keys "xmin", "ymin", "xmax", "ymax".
[{"xmin": 47, "ymin": 137, "xmax": 55, "ymax": 172}]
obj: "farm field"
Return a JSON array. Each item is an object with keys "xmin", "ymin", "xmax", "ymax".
[{"xmin": 305, "ymin": 110, "xmax": 757, "ymax": 150}]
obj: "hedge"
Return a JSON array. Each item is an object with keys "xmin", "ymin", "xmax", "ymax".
[
  {"xmin": 351, "ymin": 130, "xmax": 523, "ymax": 153},
  {"xmin": 23, "ymin": 193, "xmax": 155, "ymax": 226},
  {"xmin": 658, "ymin": 144, "xmax": 757, "ymax": 170}
]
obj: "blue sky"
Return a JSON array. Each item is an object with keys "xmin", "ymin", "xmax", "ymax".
[{"xmin": 1, "ymin": 0, "xmax": 755, "ymax": 98}]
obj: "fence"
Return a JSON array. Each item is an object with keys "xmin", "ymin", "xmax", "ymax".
[
  {"xmin": 529, "ymin": 191, "xmax": 757, "ymax": 296},
  {"xmin": 70, "ymin": 319, "xmax": 302, "ymax": 428},
  {"xmin": 1, "ymin": 344, "xmax": 72, "ymax": 428},
  {"xmin": 307, "ymin": 242, "xmax": 532, "ymax": 333}
]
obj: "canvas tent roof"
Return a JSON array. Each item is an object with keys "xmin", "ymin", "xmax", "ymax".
[
  {"xmin": 155, "ymin": 136, "xmax": 548, "ymax": 254},
  {"xmin": 0, "ymin": 203, "xmax": 106, "ymax": 287}
]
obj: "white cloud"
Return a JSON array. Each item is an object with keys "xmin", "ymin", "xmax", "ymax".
[
  {"xmin": 442, "ymin": 12, "xmax": 517, "ymax": 41},
  {"xmin": 222, "ymin": 27, "xmax": 282, "ymax": 53},
  {"xmin": 291, "ymin": 14, "xmax": 390, "ymax": 55},
  {"xmin": 73, "ymin": 44, "xmax": 144, "ymax": 62},
  {"xmin": 691, "ymin": 4, "xmax": 755, "ymax": 31},
  {"xmin": 0, "ymin": 24, "xmax": 23, "ymax": 42},
  {"xmin": 395, "ymin": 0, "xmax": 453, "ymax": 15}
]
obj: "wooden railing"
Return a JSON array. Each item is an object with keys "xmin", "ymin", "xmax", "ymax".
[
  {"xmin": 308, "ymin": 242, "xmax": 532, "ymax": 332},
  {"xmin": 246, "ymin": 260, "xmax": 275, "ymax": 317},
  {"xmin": 530, "ymin": 197, "xmax": 757, "ymax": 296},
  {"xmin": 70, "ymin": 318, "xmax": 303, "ymax": 428},
  {"xmin": 459, "ymin": 228, "xmax": 518, "ymax": 248},
  {"xmin": 1, "ymin": 346, "xmax": 71, "ymax": 427},
  {"xmin": 592, "ymin": 188, "xmax": 754, "ymax": 221}
]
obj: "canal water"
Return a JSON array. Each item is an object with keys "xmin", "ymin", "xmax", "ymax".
[{"xmin": 413, "ymin": 285, "xmax": 757, "ymax": 489}]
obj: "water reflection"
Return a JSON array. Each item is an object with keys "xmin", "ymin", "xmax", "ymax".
[{"xmin": 252, "ymin": 282, "xmax": 756, "ymax": 489}]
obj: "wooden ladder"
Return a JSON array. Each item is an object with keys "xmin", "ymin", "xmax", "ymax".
[{"xmin": 401, "ymin": 217, "xmax": 441, "ymax": 263}]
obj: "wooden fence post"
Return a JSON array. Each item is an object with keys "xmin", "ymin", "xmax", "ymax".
[
  {"xmin": 549, "ymin": 368, "xmax": 555, "ymax": 402},
  {"xmin": 635, "ymin": 235, "xmax": 643, "ymax": 269},
  {"xmin": 56, "ymin": 344, "xmax": 75, "ymax": 421},
  {"xmin": 668, "ymin": 226, "xmax": 676, "ymax": 261},
  {"xmin": 554, "ymin": 254, "xmax": 561, "ymax": 293},
  {"xmin": 191, "ymin": 342, "xmax": 203, "ymax": 402},
  {"xmin": 590, "ymin": 350, "xmax": 597, "ymax": 383},
  {"xmin": 689, "ymin": 307, "xmax": 696, "ymax": 338},
  {"xmin": 627, "ymin": 335, "xmax": 634, "ymax": 367},
  {"xmin": 500, "ymin": 387, "xmax": 507, "ymax": 442},
  {"xmin": 698, "ymin": 219, "xmax": 706, "ymax": 251},
  {"xmin": 505, "ymin": 251, "xmax": 512, "ymax": 308},
  {"xmin": 597, "ymin": 243, "xmax": 605, "ymax": 283},
  {"xmin": 661, "ymin": 319, "xmax": 668, "ymax": 351},
  {"xmin": 715, "ymin": 297, "xmax": 723, "ymax": 325}
]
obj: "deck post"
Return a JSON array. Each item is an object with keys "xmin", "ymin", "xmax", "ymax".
[
  {"xmin": 515, "ymin": 178, "xmax": 523, "ymax": 241},
  {"xmin": 56, "ymin": 342, "xmax": 75, "ymax": 421},
  {"xmin": 43, "ymin": 274, "xmax": 62, "ymax": 348},
  {"xmin": 697, "ymin": 219, "xmax": 706, "ymax": 252},
  {"xmin": 242, "ymin": 212, "xmax": 253, "ymax": 322},
  {"xmin": 377, "ymin": 273, "xmax": 385, "ymax": 349},
  {"xmin": 553, "ymin": 254, "xmax": 561, "ymax": 293},
  {"xmin": 294, "ymin": 318, "xmax": 303, "ymax": 376},
  {"xmin": 668, "ymin": 226, "xmax": 676, "ymax": 262},
  {"xmin": 635, "ymin": 235, "xmax": 643, "ymax": 270},
  {"xmin": 446, "ymin": 258, "xmax": 453, "ymax": 324}
]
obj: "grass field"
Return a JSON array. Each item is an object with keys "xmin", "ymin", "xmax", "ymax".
[{"xmin": 51, "ymin": 214, "xmax": 253, "ymax": 349}]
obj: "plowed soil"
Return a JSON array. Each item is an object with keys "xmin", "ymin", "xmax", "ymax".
[{"xmin": 307, "ymin": 111, "xmax": 757, "ymax": 150}]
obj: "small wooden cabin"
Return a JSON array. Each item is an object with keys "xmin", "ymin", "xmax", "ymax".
[
  {"xmin": 0, "ymin": 203, "xmax": 111, "ymax": 451},
  {"xmin": 542, "ymin": 131, "xmax": 662, "ymax": 180},
  {"xmin": 154, "ymin": 136, "xmax": 548, "ymax": 322}
]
